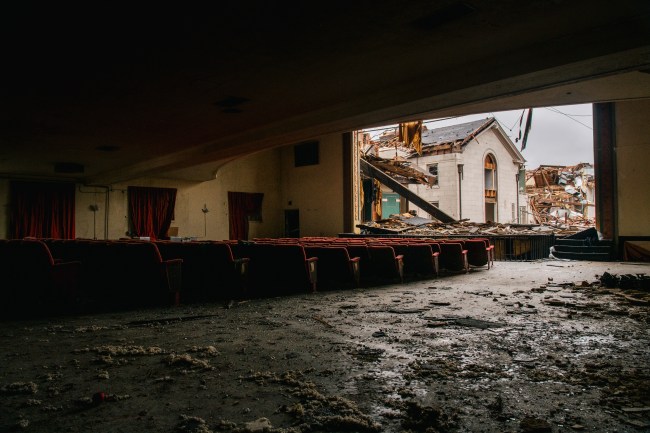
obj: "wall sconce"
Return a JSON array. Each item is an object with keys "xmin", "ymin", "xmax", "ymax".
[{"xmin": 201, "ymin": 204, "xmax": 209, "ymax": 237}]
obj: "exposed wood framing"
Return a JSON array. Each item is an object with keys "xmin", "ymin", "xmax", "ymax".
[{"xmin": 360, "ymin": 159, "xmax": 456, "ymax": 223}]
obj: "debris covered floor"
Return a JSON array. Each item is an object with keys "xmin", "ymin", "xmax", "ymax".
[{"xmin": 1, "ymin": 261, "xmax": 649, "ymax": 433}]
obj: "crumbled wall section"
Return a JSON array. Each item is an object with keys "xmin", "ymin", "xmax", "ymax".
[{"xmin": 526, "ymin": 163, "xmax": 596, "ymax": 230}]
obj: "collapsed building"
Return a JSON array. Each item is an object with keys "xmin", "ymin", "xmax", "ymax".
[
  {"xmin": 356, "ymin": 123, "xmax": 607, "ymax": 261},
  {"xmin": 360, "ymin": 118, "xmax": 528, "ymax": 225},
  {"xmin": 526, "ymin": 163, "xmax": 596, "ymax": 229}
]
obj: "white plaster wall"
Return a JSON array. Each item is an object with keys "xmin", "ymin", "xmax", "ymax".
[
  {"xmin": 280, "ymin": 133, "xmax": 344, "ymax": 236},
  {"xmin": 95, "ymin": 150, "xmax": 284, "ymax": 240},
  {"xmin": 407, "ymin": 153, "xmax": 461, "ymax": 219},
  {"xmin": 461, "ymin": 129, "xmax": 522, "ymax": 223},
  {"xmin": 210, "ymin": 149, "xmax": 283, "ymax": 240},
  {"xmin": 77, "ymin": 149, "xmax": 284, "ymax": 241},
  {"xmin": 406, "ymin": 128, "xmax": 522, "ymax": 223},
  {"xmin": 615, "ymin": 99, "xmax": 650, "ymax": 236}
]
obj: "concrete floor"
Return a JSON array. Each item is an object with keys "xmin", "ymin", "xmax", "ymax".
[{"xmin": 1, "ymin": 259, "xmax": 649, "ymax": 433}]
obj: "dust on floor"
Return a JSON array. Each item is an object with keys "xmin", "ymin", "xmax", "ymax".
[{"xmin": 1, "ymin": 260, "xmax": 649, "ymax": 433}]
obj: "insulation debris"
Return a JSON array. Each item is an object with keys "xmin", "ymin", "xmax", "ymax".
[{"xmin": 1, "ymin": 382, "xmax": 38, "ymax": 395}]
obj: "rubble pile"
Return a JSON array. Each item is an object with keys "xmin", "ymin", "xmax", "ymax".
[
  {"xmin": 526, "ymin": 163, "xmax": 595, "ymax": 230},
  {"xmin": 358, "ymin": 214, "xmax": 580, "ymax": 236}
]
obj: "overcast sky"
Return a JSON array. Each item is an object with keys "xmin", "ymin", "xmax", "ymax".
[{"xmin": 368, "ymin": 103, "xmax": 594, "ymax": 169}]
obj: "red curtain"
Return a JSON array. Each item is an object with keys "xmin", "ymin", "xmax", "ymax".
[
  {"xmin": 10, "ymin": 181, "xmax": 76, "ymax": 239},
  {"xmin": 228, "ymin": 192, "xmax": 264, "ymax": 240},
  {"xmin": 128, "ymin": 186, "xmax": 177, "ymax": 240}
]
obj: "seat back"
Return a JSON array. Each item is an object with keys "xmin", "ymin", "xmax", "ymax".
[
  {"xmin": 245, "ymin": 243, "xmax": 315, "ymax": 296},
  {"xmin": 201, "ymin": 242, "xmax": 244, "ymax": 300},
  {"xmin": 464, "ymin": 239, "xmax": 489, "ymax": 268},
  {"xmin": 368, "ymin": 245, "xmax": 403, "ymax": 282},
  {"xmin": 304, "ymin": 246, "xmax": 357, "ymax": 290},
  {"xmin": 438, "ymin": 242, "xmax": 468, "ymax": 272}
]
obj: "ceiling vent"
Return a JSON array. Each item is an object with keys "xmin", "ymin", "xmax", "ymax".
[{"xmin": 54, "ymin": 162, "xmax": 84, "ymax": 173}]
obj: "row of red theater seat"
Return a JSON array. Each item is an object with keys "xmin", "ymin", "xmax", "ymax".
[
  {"xmin": 250, "ymin": 236, "xmax": 494, "ymax": 287},
  {"xmin": 0, "ymin": 239, "xmax": 182, "ymax": 317},
  {"xmin": 0, "ymin": 236, "xmax": 493, "ymax": 317},
  {"xmin": 0, "ymin": 238, "xmax": 81, "ymax": 318}
]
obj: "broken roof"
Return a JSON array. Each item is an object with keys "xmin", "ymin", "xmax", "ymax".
[
  {"xmin": 421, "ymin": 118, "xmax": 492, "ymax": 146},
  {"xmin": 366, "ymin": 116, "xmax": 525, "ymax": 163}
]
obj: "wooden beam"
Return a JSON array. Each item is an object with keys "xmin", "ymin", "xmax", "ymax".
[{"xmin": 360, "ymin": 159, "xmax": 456, "ymax": 223}]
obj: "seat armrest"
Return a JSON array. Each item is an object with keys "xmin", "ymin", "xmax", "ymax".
[
  {"xmin": 52, "ymin": 260, "xmax": 82, "ymax": 269},
  {"xmin": 305, "ymin": 257, "xmax": 318, "ymax": 291},
  {"xmin": 394, "ymin": 255, "xmax": 404, "ymax": 283},
  {"xmin": 349, "ymin": 258, "xmax": 360, "ymax": 288},
  {"xmin": 162, "ymin": 259, "xmax": 183, "ymax": 304},
  {"xmin": 234, "ymin": 257, "xmax": 250, "ymax": 276},
  {"xmin": 461, "ymin": 250, "xmax": 469, "ymax": 273}
]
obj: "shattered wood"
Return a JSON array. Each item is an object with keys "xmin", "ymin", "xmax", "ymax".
[
  {"xmin": 525, "ymin": 163, "xmax": 595, "ymax": 230},
  {"xmin": 358, "ymin": 213, "xmax": 584, "ymax": 236}
]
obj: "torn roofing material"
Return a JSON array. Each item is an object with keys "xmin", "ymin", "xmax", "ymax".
[{"xmin": 420, "ymin": 118, "xmax": 492, "ymax": 147}]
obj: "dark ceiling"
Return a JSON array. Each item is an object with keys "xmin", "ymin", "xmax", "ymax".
[{"xmin": 2, "ymin": 1, "xmax": 650, "ymax": 184}]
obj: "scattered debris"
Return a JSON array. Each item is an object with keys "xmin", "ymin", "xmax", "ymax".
[
  {"xmin": 358, "ymin": 214, "xmax": 584, "ymax": 236},
  {"xmin": 176, "ymin": 414, "xmax": 213, "ymax": 433},
  {"xmin": 599, "ymin": 272, "xmax": 650, "ymax": 290},
  {"xmin": 350, "ymin": 347, "xmax": 385, "ymax": 362},
  {"xmin": 401, "ymin": 401, "xmax": 458, "ymax": 432},
  {"xmin": 1, "ymin": 382, "xmax": 38, "ymax": 395},
  {"xmin": 92, "ymin": 392, "xmax": 105, "ymax": 405},
  {"xmin": 453, "ymin": 317, "xmax": 506, "ymax": 329},
  {"xmin": 239, "ymin": 417, "xmax": 273, "ymax": 432},
  {"xmin": 165, "ymin": 354, "xmax": 214, "ymax": 371},
  {"xmin": 312, "ymin": 315, "xmax": 334, "ymax": 328},
  {"xmin": 520, "ymin": 416, "xmax": 552, "ymax": 433},
  {"xmin": 188, "ymin": 346, "xmax": 220, "ymax": 357},
  {"xmin": 75, "ymin": 345, "xmax": 164, "ymax": 356},
  {"xmin": 526, "ymin": 163, "xmax": 595, "ymax": 231}
]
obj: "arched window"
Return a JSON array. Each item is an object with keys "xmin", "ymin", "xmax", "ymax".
[{"xmin": 484, "ymin": 154, "xmax": 497, "ymax": 222}]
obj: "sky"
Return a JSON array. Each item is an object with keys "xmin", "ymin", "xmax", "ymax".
[{"xmin": 366, "ymin": 104, "xmax": 594, "ymax": 169}]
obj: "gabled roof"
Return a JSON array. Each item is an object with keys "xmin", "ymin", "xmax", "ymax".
[
  {"xmin": 421, "ymin": 118, "xmax": 493, "ymax": 146},
  {"xmin": 415, "ymin": 117, "xmax": 525, "ymax": 164}
]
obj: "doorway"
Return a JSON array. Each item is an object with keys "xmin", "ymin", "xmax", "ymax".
[
  {"xmin": 284, "ymin": 209, "xmax": 300, "ymax": 238},
  {"xmin": 381, "ymin": 193, "xmax": 401, "ymax": 219},
  {"xmin": 485, "ymin": 202, "xmax": 496, "ymax": 222}
]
